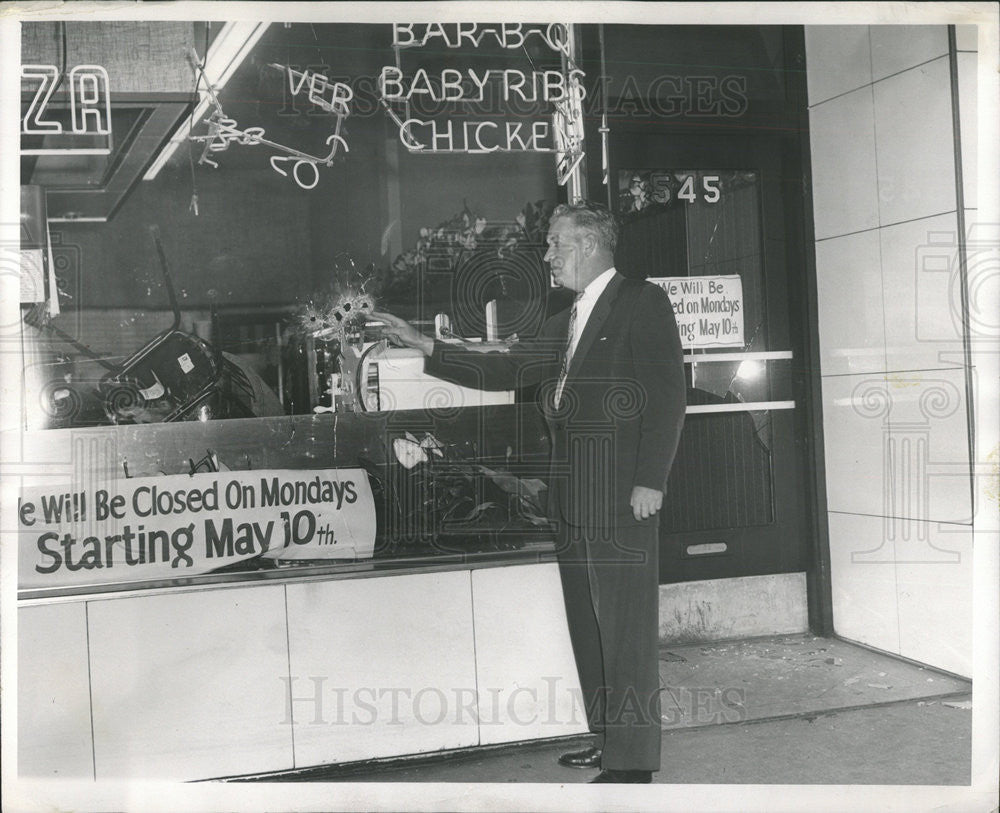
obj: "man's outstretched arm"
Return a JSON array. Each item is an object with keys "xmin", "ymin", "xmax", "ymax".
[{"xmin": 370, "ymin": 310, "xmax": 558, "ymax": 393}]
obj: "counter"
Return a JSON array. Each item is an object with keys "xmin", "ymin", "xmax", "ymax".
[{"xmin": 16, "ymin": 407, "xmax": 587, "ymax": 779}]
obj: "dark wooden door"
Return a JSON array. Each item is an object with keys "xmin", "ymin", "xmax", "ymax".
[{"xmin": 610, "ymin": 131, "xmax": 810, "ymax": 584}]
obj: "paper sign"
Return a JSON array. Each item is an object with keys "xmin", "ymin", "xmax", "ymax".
[
  {"xmin": 18, "ymin": 468, "xmax": 376, "ymax": 589},
  {"xmin": 649, "ymin": 275, "xmax": 744, "ymax": 349},
  {"xmin": 20, "ymin": 248, "xmax": 45, "ymax": 302}
]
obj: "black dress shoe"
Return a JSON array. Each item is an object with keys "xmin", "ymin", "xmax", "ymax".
[
  {"xmin": 589, "ymin": 769, "xmax": 652, "ymax": 784},
  {"xmin": 558, "ymin": 746, "xmax": 602, "ymax": 768}
]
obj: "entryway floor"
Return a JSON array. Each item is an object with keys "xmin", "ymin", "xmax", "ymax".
[
  {"xmin": 657, "ymin": 633, "xmax": 969, "ymax": 729},
  {"xmin": 232, "ymin": 634, "xmax": 973, "ymax": 785}
]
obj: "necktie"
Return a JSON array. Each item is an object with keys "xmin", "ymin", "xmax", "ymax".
[{"xmin": 555, "ymin": 294, "xmax": 583, "ymax": 407}]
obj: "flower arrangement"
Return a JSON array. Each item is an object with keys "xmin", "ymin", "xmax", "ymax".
[
  {"xmin": 293, "ymin": 200, "xmax": 555, "ymax": 341},
  {"xmin": 374, "ymin": 199, "xmax": 555, "ymax": 301}
]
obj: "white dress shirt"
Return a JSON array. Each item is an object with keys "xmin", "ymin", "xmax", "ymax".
[
  {"xmin": 566, "ymin": 266, "xmax": 618, "ymax": 360},
  {"xmin": 554, "ymin": 267, "xmax": 617, "ymax": 407}
]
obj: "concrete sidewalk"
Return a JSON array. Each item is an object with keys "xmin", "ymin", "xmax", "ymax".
[
  {"xmin": 310, "ymin": 694, "xmax": 971, "ymax": 785},
  {"xmin": 234, "ymin": 634, "xmax": 973, "ymax": 785}
]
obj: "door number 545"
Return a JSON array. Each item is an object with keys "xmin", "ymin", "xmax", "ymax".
[{"xmin": 650, "ymin": 173, "xmax": 721, "ymax": 204}]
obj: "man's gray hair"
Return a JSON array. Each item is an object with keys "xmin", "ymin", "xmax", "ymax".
[{"xmin": 551, "ymin": 200, "xmax": 619, "ymax": 253}]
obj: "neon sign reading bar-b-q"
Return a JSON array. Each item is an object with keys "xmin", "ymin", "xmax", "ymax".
[{"xmin": 391, "ymin": 22, "xmax": 572, "ymax": 54}]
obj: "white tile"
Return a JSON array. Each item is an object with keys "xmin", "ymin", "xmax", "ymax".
[
  {"xmin": 828, "ymin": 512, "xmax": 900, "ymax": 653},
  {"xmin": 895, "ymin": 522, "xmax": 973, "ymax": 676},
  {"xmin": 286, "ymin": 571, "xmax": 478, "ymax": 767},
  {"xmin": 869, "ymin": 26, "xmax": 949, "ymax": 81},
  {"xmin": 815, "ymin": 230, "xmax": 886, "ymax": 375},
  {"xmin": 958, "ymin": 52, "xmax": 977, "ymax": 210},
  {"xmin": 954, "ymin": 25, "xmax": 978, "ymax": 52},
  {"xmin": 879, "ymin": 213, "xmax": 965, "ymax": 371},
  {"xmin": 805, "ymin": 26, "xmax": 872, "ymax": 104},
  {"xmin": 885, "ymin": 368, "xmax": 972, "ymax": 525},
  {"xmin": 89, "ymin": 585, "xmax": 294, "ymax": 779},
  {"xmin": 874, "ymin": 57, "xmax": 956, "ymax": 227},
  {"xmin": 19, "ymin": 603, "xmax": 93, "ymax": 778},
  {"xmin": 472, "ymin": 564, "xmax": 589, "ymax": 744},
  {"xmin": 809, "ymin": 88, "xmax": 880, "ymax": 239},
  {"xmin": 821, "ymin": 373, "xmax": 892, "ymax": 516}
]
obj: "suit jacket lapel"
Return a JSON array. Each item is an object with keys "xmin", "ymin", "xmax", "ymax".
[{"xmin": 567, "ymin": 273, "xmax": 625, "ymax": 380}]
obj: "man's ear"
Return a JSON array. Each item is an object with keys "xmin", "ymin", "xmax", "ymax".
[{"xmin": 581, "ymin": 231, "xmax": 598, "ymax": 257}]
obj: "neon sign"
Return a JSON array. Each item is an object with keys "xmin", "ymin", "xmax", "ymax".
[
  {"xmin": 390, "ymin": 23, "xmax": 571, "ymax": 55},
  {"xmin": 21, "ymin": 64, "xmax": 112, "ymax": 155},
  {"xmin": 281, "ymin": 64, "xmax": 353, "ymax": 114},
  {"xmin": 379, "ymin": 66, "xmax": 584, "ymax": 104},
  {"xmin": 379, "ymin": 23, "xmax": 586, "ymax": 187},
  {"xmin": 188, "ymin": 56, "xmax": 351, "ymax": 190}
]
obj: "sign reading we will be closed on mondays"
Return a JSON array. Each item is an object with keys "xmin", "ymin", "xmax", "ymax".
[
  {"xmin": 649, "ymin": 275, "xmax": 744, "ymax": 349},
  {"xmin": 18, "ymin": 469, "xmax": 377, "ymax": 589}
]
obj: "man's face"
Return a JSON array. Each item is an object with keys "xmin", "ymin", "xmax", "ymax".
[{"xmin": 544, "ymin": 216, "xmax": 586, "ymax": 291}]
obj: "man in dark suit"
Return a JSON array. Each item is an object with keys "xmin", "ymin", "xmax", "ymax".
[{"xmin": 373, "ymin": 201, "xmax": 686, "ymax": 783}]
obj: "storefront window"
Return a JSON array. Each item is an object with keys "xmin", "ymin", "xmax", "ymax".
[
  {"xmin": 21, "ymin": 22, "xmax": 570, "ymax": 431},
  {"xmin": 17, "ymin": 20, "xmax": 583, "ymax": 595},
  {"xmin": 17, "ymin": 18, "xmax": 805, "ymax": 595}
]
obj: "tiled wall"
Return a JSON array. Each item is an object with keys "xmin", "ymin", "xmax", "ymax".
[{"xmin": 805, "ymin": 25, "xmax": 977, "ymax": 677}]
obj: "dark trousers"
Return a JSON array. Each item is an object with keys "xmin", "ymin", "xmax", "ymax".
[{"xmin": 555, "ymin": 520, "xmax": 661, "ymax": 771}]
